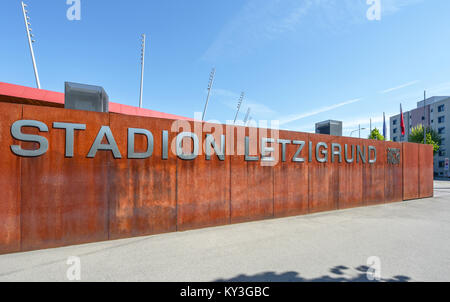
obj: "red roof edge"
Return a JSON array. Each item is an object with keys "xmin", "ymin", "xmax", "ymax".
[{"xmin": 0, "ymin": 82, "xmax": 192, "ymax": 121}]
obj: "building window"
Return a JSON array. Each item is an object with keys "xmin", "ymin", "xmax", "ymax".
[
  {"xmin": 393, "ymin": 120, "xmax": 397, "ymax": 125},
  {"xmin": 439, "ymin": 127, "xmax": 445, "ymax": 135},
  {"xmin": 438, "ymin": 105, "xmax": 445, "ymax": 112},
  {"xmin": 393, "ymin": 128, "xmax": 397, "ymax": 134},
  {"xmin": 438, "ymin": 116, "xmax": 445, "ymax": 123},
  {"xmin": 431, "ymin": 120, "xmax": 434, "ymax": 124},
  {"xmin": 439, "ymin": 149, "xmax": 446, "ymax": 157},
  {"xmin": 439, "ymin": 161, "xmax": 445, "ymax": 168},
  {"xmin": 393, "ymin": 137, "xmax": 397, "ymax": 142}
]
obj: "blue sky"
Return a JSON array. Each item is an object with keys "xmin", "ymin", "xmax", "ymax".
[{"xmin": 1, "ymin": 0, "xmax": 450, "ymax": 137}]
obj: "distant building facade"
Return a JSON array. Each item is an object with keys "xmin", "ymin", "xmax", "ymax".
[
  {"xmin": 315, "ymin": 120, "xmax": 343, "ymax": 136},
  {"xmin": 390, "ymin": 96, "xmax": 450, "ymax": 177}
]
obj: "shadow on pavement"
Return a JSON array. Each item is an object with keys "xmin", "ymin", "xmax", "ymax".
[{"xmin": 214, "ymin": 265, "xmax": 411, "ymax": 282}]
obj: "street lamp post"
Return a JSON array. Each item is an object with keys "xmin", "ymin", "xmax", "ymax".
[{"xmin": 350, "ymin": 125, "xmax": 367, "ymax": 138}]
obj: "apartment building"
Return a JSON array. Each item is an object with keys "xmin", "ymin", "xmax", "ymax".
[{"xmin": 390, "ymin": 96, "xmax": 450, "ymax": 177}]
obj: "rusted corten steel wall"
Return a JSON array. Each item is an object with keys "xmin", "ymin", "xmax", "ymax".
[{"xmin": 0, "ymin": 103, "xmax": 434, "ymax": 254}]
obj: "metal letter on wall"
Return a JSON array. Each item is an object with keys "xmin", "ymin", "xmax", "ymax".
[
  {"xmin": 53, "ymin": 122, "xmax": 86, "ymax": 157},
  {"xmin": 368, "ymin": 146, "xmax": 377, "ymax": 164},
  {"xmin": 162, "ymin": 130, "xmax": 169, "ymax": 160},
  {"xmin": 176, "ymin": 132, "xmax": 199, "ymax": 161},
  {"xmin": 316, "ymin": 142, "xmax": 328, "ymax": 163},
  {"xmin": 205, "ymin": 134, "xmax": 225, "ymax": 161},
  {"xmin": 292, "ymin": 141, "xmax": 305, "ymax": 163},
  {"xmin": 261, "ymin": 138, "xmax": 275, "ymax": 162},
  {"xmin": 387, "ymin": 148, "xmax": 400, "ymax": 165},
  {"xmin": 357, "ymin": 145, "xmax": 367, "ymax": 164},
  {"xmin": 245, "ymin": 136, "xmax": 259, "ymax": 161},
  {"xmin": 309, "ymin": 141, "xmax": 313, "ymax": 162},
  {"xmin": 331, "ymin": 143, "xmax": 342, "ymax": 163},
  {"xmin": 128, "ymin": 128, "xmax": 154, "ymax": 159},
  {"xmin": 345, "ymin": 144, "xmax": 355, "ymax": 163},
  {"xmin": 87, "ymin": 126, "xmax": 122, "ymax": 158},
  {"xmin": 278, "ymin": 139, "xmax": 291, "ymax": 162},
  {"xmin": 10, "ymin": 120, "xmax": 49, "ymax": 157}
]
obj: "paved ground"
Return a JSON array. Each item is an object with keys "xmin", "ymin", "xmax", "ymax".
[{"xmin": 1, "ymin": 181, "xmax": 450, "ymax": 282}]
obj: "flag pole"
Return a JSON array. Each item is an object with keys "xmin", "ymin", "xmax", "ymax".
[{"xmin": 423, "ymin": 90, "xmax": 427, "ymax": 144}]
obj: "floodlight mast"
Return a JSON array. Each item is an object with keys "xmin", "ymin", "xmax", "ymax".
[
  {"xmin": 21, "ymin": 2, "xmax": 40, "ymax": 89},
  {"xmin": 202, "ymin": 68, "xmax": 216, "ymax": 121},
  {"xmin": 139, "ymin": 34, "xmax": 146, "ymax": 108},
  {"xmin": 243, "ymin": 107, "xmax": 251, "ymax": 125},
  {"xmin": 233, "ymin": 92, "xmax": 245, "ymax": 124}
]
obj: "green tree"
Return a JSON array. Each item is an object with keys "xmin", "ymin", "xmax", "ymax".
[
  {"xmin": 408, "ymin": 125, "xmax": 441, "ymax": 155},
  {"xmin": 368, "ymin": 128, "xmax": 385, "ymax": 141}
]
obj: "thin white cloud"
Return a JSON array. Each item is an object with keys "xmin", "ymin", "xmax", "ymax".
[
  {"xmin": 343, "ymin": 115, "xmax": 384, "ymax": 129},
  {"xmin": 203, "ymin": 0, "xmax": 423, "ymax": 61},
  {"xmin": 203, "ymin": 0, "xmax": 314, "ymax": 61},
  {"xmin": 380, "ymin": 80, "xmax": 420, "ymax": 94},
  {"xmin": 212, "ymin": 88, "xmax": 361, "ymax": 130},
  {"xmin": 213, "ymin": 88, "xmax": 277, "ymax": 118},
  {"xmin": 278, "ymin": 98, "xmax": 362, "ymax": 126}
]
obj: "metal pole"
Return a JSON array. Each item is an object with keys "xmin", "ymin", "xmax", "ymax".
[
  {"xmin": 233, "ymin": 92, "xmax": 244, "ymax": 124},
  {"xmin": 202, "ymin": 68, "xmax": 216, "ymax": 121},
  {"xmin": 243, "ymin": 108, "xmax": 251, "ymax": 124},
  {"xmin": 139, "ymin": 34, "xmax": 146, "ymax": 108},
  {"xmin": 423, "ymin": 90, "xmax": 427, "ymax": 144},
  {"xmin": 351, "ymin": 127, "xmax": 366, "ymax": 137},
  {"xmin": 21, "ymin": 2, "xmax": 40, "ymax": 89}
]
